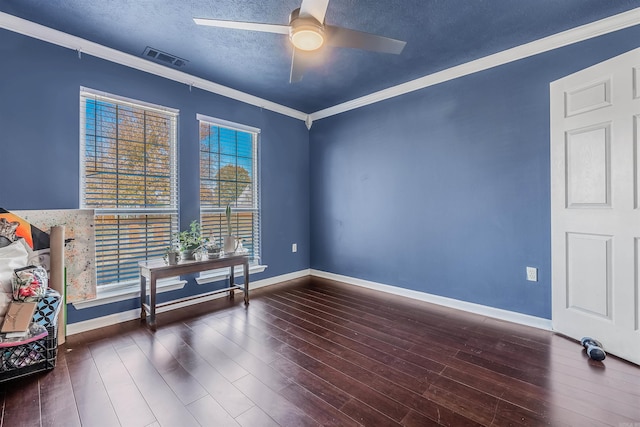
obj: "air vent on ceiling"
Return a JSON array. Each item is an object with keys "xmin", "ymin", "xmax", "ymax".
[{"xmin": 142, "ymin": 47, "xmax": 188, "ymax": 68}]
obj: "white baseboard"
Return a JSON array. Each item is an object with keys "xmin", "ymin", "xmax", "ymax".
[
  {"xmin": 251, "ymin": 268, "xmax": 311, "ymax": 289},
  {"xmin": 66, "ymin": 309, "xmax": 140, "ymax": 336},
  {"xmin": 66, "ymin": 268, "xmax": 311, "ymax": 335},
  {"xmin": 67, "ymin": 267, "xmax": 551, "ymax": 335},
  {"xmin": 310, "ymin": 269, "xmax": 553, "ymax": 331}
]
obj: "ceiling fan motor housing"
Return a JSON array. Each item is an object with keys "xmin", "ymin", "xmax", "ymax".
[{"xmin": 289, "ymin": 7, "xmax": 325, "ymax": 51}]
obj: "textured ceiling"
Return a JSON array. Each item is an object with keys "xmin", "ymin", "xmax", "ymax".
[{"xmin": 2, "ymin": 0, "xmax": 640, "ymax": 112}]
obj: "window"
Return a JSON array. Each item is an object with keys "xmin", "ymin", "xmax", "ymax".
[
  {"xmin": 80, "ymin": 88, "xmax": 179, "ymax": 288},
  {"xmin": 198, "ymin": 114, "xmax": 260, "ymax": 264}
]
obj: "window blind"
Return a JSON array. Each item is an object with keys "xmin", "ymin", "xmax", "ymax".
[
  {"xmin": 80, "ymin": 88, "xmax": 179, "ymax": 286},
  {"xmin": 198, "ymin": 115, "xmax": 260, "ymax": 263}
]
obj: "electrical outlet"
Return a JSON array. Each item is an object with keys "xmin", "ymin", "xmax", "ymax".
[
  {"xmin": 526, "ymin": 266, "xmax": 538, "ymax": 282},
  {"xmin": 292, "ymin": 243, "xmax": 297, "ymax": 253}
]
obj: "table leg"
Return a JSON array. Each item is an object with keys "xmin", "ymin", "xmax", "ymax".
[
  {"xmin": 229, "ymin": 265, "xmax": 235, "ymax": 299},
  {"xmin": 243, "ymin": 259, "xmax": 250, "ymax": 306},
  {"xmin": 149, "ymin": 276, "xmax": 157, "ymax": 330},
  {"xmin": 140, "ymin": 274, "xmax": 147, "ymax": 321}
]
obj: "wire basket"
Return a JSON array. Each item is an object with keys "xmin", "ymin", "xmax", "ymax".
[{"xmin": 0, "ymin": 288, "xmax": 61, "ymax": 383}]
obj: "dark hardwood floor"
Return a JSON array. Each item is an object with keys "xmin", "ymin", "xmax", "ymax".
[{"xmin": 1, "ymin": 276, "xmax": 639, "ymax": 426}]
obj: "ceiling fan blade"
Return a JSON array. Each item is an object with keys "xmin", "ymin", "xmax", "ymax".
[
  {"xmin": 326, "ymin": 26, "xmax": 406, "ymax": 54},
  {"xmin": 193, "ymin": 18, "xmax": 289, "ymax": 35},
  {"xmin": 290, "ymin": 49, "xmax": 310, "ymax": 83},
  {"xmin": 290, "ymin": 48, "xmax": 327, "ymax": 83},
  {"xmin": 299, "ymin": 0, "xmax": 330, "ymax": 23}
]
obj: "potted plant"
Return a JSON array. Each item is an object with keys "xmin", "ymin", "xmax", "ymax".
[
  {"xmin": 175, "ymin": 220, "xmax": 206, "ymax": 260},
  {"xmin": 163, "ymin": 245, "xmax": 180, "ymax": 265},
  {"xmin": 223, "ymin": 204, "xmax": 237, "ymax": 254}
]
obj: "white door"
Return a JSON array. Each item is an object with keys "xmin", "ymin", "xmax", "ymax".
[{"xmin": 551, "ymin": 47, "xmax": 640, "ymax": 365}]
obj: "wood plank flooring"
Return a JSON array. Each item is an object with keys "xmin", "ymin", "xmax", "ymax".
[{"xmin": 1, "ymin": 276, "xmax": 639, "ymax": 426}]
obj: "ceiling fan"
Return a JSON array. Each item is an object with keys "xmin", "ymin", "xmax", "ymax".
[{"xmin": 193, "ymin": 0, "xmax": 406, "ymax": 83}]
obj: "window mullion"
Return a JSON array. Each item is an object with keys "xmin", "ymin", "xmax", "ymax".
[
  {"xmin": 116, "ymin": 105, "xmax": 120, "ymax": 208},
  {"xmin": 144, "ymin": 111, "xmax": 148, "ymax": 208}
]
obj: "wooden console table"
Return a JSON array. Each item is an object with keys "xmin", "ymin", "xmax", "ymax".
[{"xmin": 139, "ymin": 254, "xmax": 249, "ymax": 329}]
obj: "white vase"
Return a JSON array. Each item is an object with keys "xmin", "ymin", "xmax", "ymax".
[{"xmin": 223, "ymin": 235, "xmax": 237, "ymax": 254}]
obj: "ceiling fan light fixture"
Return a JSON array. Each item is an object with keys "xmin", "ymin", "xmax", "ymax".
[
  {"xmin": 290, "ymin": 26, "xmax": 324, "ymax": 51},
  {"xmin": 288, "ymin": 8, "xmax": 324, "ymax": 51}
]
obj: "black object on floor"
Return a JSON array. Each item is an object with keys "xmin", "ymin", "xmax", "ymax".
[{"xmin": 581, "ymin": 337, "xmax": 606, "ymax": 361}]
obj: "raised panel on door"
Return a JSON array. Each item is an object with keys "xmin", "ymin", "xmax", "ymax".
[
  {"xmin": 635, "ymin": 115, "xmax": 640, "ymax": 209},
  {"xmin": 635, "ymin": 238, "xmax": 640, "ymax": 332},
  {"xmin": 565, "ymin": 232, "xmax": 612, "ymax": 319},
  {"xmin": 565, "ymin": 123, "xmax": 611, "ymax": 208},
  {"xmin": 564, "ymin": 78, "xmax": 611, "ymax": 117}
]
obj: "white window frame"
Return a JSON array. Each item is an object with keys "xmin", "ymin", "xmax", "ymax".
[
  {"xmin": 196, "ymin": 113, "xmax": 265, "ymax": 284},
  {"xmin": 79, "ymin": 87, "xmax": 182, "ymax": 301}
]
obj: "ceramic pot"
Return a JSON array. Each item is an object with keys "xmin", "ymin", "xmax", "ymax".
[
  {"xmin": 165, "ymin": 252, "xmax": 179, "ymax": 265},
  {"xmin": 180, "ymin": 249, "xmax": 195, "ymax": 260},
  {"xmin": 223, "ymin": 236, "xmax": 237, "ymax": 254},
  {"xmin": 207, "ymin": 248, "xmax": 221, "ymax": 259}
]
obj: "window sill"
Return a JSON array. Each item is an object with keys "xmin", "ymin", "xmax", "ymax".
[
  {"xmin": 72, "ymin": 277, "xmax": 187, "ymax": 309},
  {"xmin": 195, "ymin": 264, "xmax": 268, "ymax": 285}
]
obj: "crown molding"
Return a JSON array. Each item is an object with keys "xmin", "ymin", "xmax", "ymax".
[
  {"xmin": 309, "ymin": 7, "xmax": 640, "ymax": 122},
  {"xmin": 2, "ymin": 8, "xmax": 639, "ymax": 126},
  {"xmin": 0, "ymin": 12, "xmax": 308, "ymax": 123}
]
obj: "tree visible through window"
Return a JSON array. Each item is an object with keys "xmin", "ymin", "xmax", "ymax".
[
  {"xmin": 199, "ymin": 116, "xmax": 260, "ymax": 263},
  {"xmin": 80, "ymin": 88, "xmax": 178, "ymax": 287}
]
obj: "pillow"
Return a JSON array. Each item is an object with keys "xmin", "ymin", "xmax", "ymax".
[
  {"xmin": 0, "ymin": 240, "xmax": 29, "ymax": 293},
  {"xmin": 12, "ymin": 265, "xmax": 48, "ymax": 302}
]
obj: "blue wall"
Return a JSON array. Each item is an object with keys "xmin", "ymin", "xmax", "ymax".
[
  {"xmin": 309, "ymin": 25, "xmax": 640, "ymax": 319},
  {"xmin": 4, "ymin": 22, "xmax": 640, "ymax": 325},
  {"xmin": 0, "ymin": 29, "xmax": 310, "ymax": 323}
]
